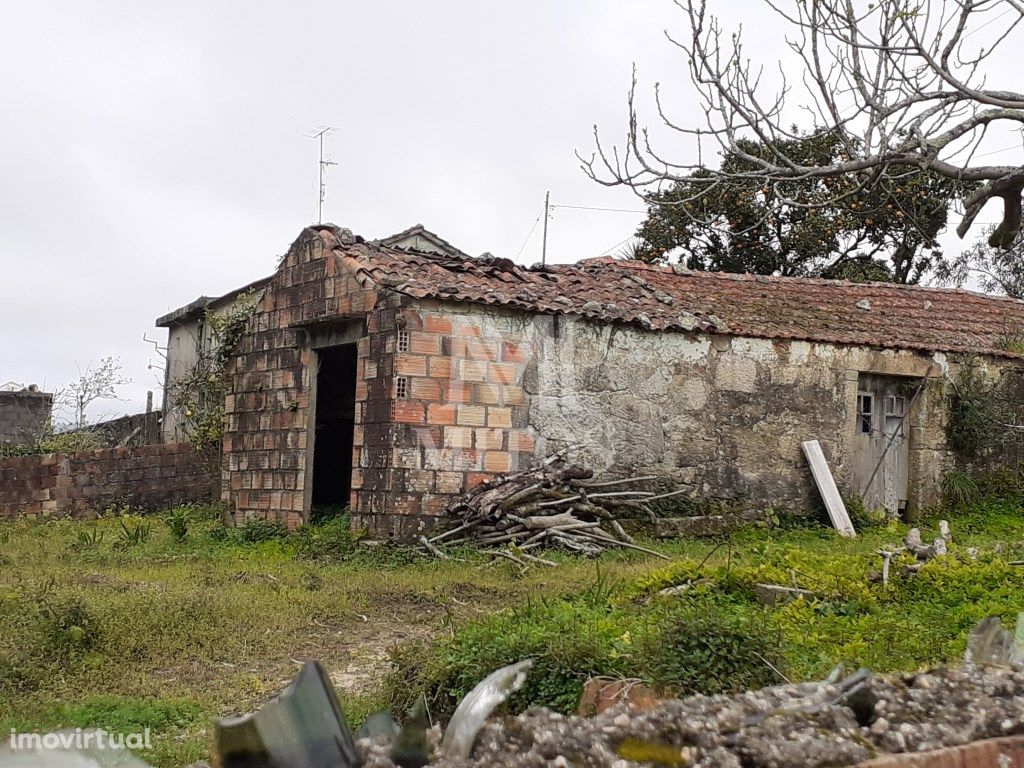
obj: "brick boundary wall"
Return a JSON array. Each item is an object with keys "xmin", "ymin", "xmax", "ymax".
[
  {"xmin": 0, "ymin": 443, "xmax": 217, "ymax": 520},
  {"xmin": 856, "ymin": 735, "xmax": 1024, "ymax": 767}
]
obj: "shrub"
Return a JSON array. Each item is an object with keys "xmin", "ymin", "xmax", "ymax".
[
  {"xmin": 942, "ymin": 470, "xmax": 980, "ymax": 507},
  {"xmin": 163, "ymin": 508, "xmax": 191, "ymax": 542},
  {"xmin": 38, "ymin": 596, "xmax": 102, "ymax": 655},
  {"xmin": 637, "ymin": 600, "xmax": 780, "ymax": 696}
]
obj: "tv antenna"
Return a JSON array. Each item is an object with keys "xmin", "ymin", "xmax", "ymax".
[{"xmin": 306, "ymin": 126, "xmax": 338, "ymax": 224}]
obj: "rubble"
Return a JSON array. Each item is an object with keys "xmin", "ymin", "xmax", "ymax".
[{"xmin": 357, "ymin": 665, "xmax": 1024, "ymax": 768}]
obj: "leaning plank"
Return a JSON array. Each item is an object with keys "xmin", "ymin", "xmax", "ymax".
[{"xmin": 801, "ymin": 439, "xmax": 856, "ymax": 538}]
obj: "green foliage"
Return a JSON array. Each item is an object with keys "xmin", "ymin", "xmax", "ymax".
[
  {"xmin": 946, "ymin": 357, "xmax": 1006, "ymax": 456},
  {"xmin": 115, "ymin": 516, "xmax": 152, "ymax": 549},
  {"xmin": 73, "ymin": 525, "xmax": 105, "ymax": 550},
  {"xmin": 634, "ymin": 131, "xmax": 964, "ymax": 283},
  {"xmin": 942, "ymin": 470, "xmax": 980, "ymax": 507},
  {"xmin": 237, "ymin": 519, "xmax": 289, "ymax": 543},
  {"xmin": 0, "ymin": 429, "xmax": 107, "ymax": 458},
  {"xmin": 37, "ymin": 595, "xmax": 103, "ymax": 655},
  {"xmin": 295, "ymin": 514, "xmax": 362, "ymax": 560},
  {"xmin": 41, "ymin": 696, "xmax": 204, "ymax": 733},
  {"xmin": 169, "ymin": 292, "xmax": 259, "ymax": 451},
  {"xmin": 637, "ymin": 600, "xmax": 779, "ymax": 696},
  {"xmin": 163, "ymin": 507, "xmax": 191, "ymax": 542}
]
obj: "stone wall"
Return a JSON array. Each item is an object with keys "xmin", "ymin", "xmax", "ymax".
[
  {"xmin": 0, "ymin": 443, "xmax": 217, "ymax": 520},
  {"xmin": 372, "ymin": 299, "xmax": 961, "ymax": 525},
  {"xmin": 0, "ymin": 390, "xmax": 53, "ymax": 446}
]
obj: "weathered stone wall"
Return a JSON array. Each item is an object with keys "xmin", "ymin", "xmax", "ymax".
[
  {"xmin": 382, "ymin": 300, "xmax": 961, "ymax": 522},
  {"xmin": 0, "ymin": 390, "xmax": 53, "ymax": 446},
  {"xmin": 0, "ymin": 443, "xmax": 217, "ymax": 520}
]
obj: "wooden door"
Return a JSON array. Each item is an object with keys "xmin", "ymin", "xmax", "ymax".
[{"xmin": 851, "ymin": 374, "xmax": 912, "ymax": 516}]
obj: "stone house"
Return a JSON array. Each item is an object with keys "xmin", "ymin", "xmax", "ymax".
[{"xmin": 161, "ymin": 223, "xmax": 1024, "ymax": 537}]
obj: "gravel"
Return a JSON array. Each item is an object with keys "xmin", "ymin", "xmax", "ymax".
[{"xmin": 356, "ymin": 664, "xmax": 1024, "ymax": 768}]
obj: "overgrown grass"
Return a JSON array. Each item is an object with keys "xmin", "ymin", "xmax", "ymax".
[
  {"xmin": 384, "ymin": 499, "xmax": 1024, "ymax": 720},
  {"xmin": 1, "ymin": 498, "xmax": 1021, "ymax": 766}
]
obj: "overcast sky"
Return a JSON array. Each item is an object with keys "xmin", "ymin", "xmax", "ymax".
[{"xmin": 0, "ymin": 1, "xmax": 1017, "ymax": 420}]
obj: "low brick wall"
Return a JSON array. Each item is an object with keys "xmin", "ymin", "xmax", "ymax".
[{"xmin": 0, "ymin": 443, "xmax": 217, "ymax": 520}]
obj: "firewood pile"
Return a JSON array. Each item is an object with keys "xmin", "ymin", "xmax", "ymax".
[{"xmin": 419, "ymin": 451, "xmax": 676, "ymax": 564}]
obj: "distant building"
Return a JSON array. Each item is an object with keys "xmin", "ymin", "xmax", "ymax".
[{"xmin": 0, "ymin": 384, "xmax": 53, "ymax": 446}]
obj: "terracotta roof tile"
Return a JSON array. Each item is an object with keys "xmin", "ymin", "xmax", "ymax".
[{"xmin": 319, "ymin": 227, "xmax": 1024, "ymax": 358}]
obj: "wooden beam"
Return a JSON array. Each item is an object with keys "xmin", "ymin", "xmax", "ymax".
[{"xmin": 801, "ymin": 439, "xmax": 856, "ymax": 538}]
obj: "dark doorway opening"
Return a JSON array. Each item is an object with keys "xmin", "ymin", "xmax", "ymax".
[{"xmin": 311, "ymin": 344, "xmax": 357, "ymax": 514}]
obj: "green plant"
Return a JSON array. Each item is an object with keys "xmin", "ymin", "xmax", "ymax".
[
  {"xmin": 73, "ymin": 525, "xmax": 105, "ymax": 550},
  {"xmin": 637, "ymin": 600, "xmax": 780, "ymax": 696},
  {"xmin": 946, "ymin": 357, "xmax": 1006, "ymax": 457},
  {"xmin": 163, "ymin": 508, "xmax": 190, "ymax": 542},
  {"xmin": 238, "ymin": 519, "xmax": 288, "ymax": 543},
  {"xmin": 942, "ymin": 470, "xmax": 980, "ymax": 507},
  {"xmin": 115, "ymin": 516, "xmax": 152, "ymax": 549},
  {"xmin": 169, "ymin": 292, "xmax": 259, "ymax": 451},
  {"xmin": 37, "ymin": 595, "xmax": 102, "ymax": 655}
]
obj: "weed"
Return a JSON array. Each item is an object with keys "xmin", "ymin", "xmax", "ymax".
[
  {"xmin": 163, "ymin": 508, "xmax": 190, "ymax": 542},
  {"xmin": 115, "ymin": 516, "xmax": 151, "ymax": 549},
  {"xmin": 73, "ymin": 525, "xmax": 105, "ymax": 550},
  {"xmin": 942, "ymin": 470, "xmax": 980, "ymax": 507}
]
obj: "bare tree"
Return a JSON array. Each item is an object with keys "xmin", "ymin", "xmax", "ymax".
[
  {"xmin": 582, "ymin": 0, "xmax": 1024, "ymax": 248},
  {"xmin": 55, "ymin": 357, "xmax": 131, "ymax": 429}
]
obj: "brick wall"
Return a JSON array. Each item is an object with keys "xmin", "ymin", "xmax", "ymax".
[
  {"xmin": 350, "ymin": 302, "xmax": 539, "ymax": 535},
  {"xmin": 0, "ymin": 390, "xmax": 53, "ymax": 446},
  {"xmin": 221, "ymin": 226, "xmax": 385, "ymax": 528},
  {"xmin": 0, "ymin": 443, "xmax": 217, "ymax": 520}
]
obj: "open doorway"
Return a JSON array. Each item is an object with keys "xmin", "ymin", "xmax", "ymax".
[{"xmin": 311, "ymin": 344, "xmax": 357, "ymax": 515}]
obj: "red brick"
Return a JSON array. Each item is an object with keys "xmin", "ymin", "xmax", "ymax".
[
  {"xmin": 444, "ymin": 427, "xmax": 475, "ymax": 449},
  {"xmin": 409, "ymin": 331, "xmax": 442, "ymax": 356},
  {"xmin": 429, "ymin": 356, "xmax": 453, "ymax": 379},
  {"xmin": 489, "ymin": 362, "xmax": 519, "ymax": 385},
  {"xmin": 393, "ymin": 401, "xmax": 425, "ymax": 424},
  {"xmin": 410, "ymin": 377, "xmax": 441, "ymax": 401},
  {"xmin": 442, "ymin": 381, "xmax": 474, "ymax": 404},
  {"xmin": 475, "ymin": 428, "xmax": 505, "ymax": 451},
  {"xmin": 421, "ymin": 494, "xmax": 449, "ymax": 515},
  {"xmin": 460, "ymin": 360, "xmax": 487, "ymax": 381},
  {"xmin": 424, "ymin": 315, "xmax": 453, "ymax": 334},
  {"xmin": 473, "ymin": 383, "xmax": 502, "ymax": 405},
  {"xmin": 501, "ymin": 341, "xmax": 530, "ymax": 364},
  {"xmin": 407, "ymin": 470, "xmax": 435, "ymax": 493},
  {"xmin": 454, "ymin": 321, "xmax": 482, "ymax": 337},
  {"xmin": 436, "ymin": 471, "xmax": 465, "ymax": 494},
  {"xmin": 427, "ymin": 403, "xmax": 457, "ymax": 425},
  {"xmin": 457, "ymin": 405, "xmax": 487, "ymax": 427},
  {"xmin": 396, "ymin": 354, "xmax": 427, "ymax": 377},
  {"xmin": 487, "ymin": 407, "xmax": 513, "ymax": 429},
  {"xmin": 484, "ymin": 451, "xmax": 511, "ymax": 473},
  {"xmin": 466, "ymin": 472, "xmax": 493, "ymax": 490},
  {"xmin": 451, "ymin": 450, "xmax": 481, "ymax": 471},
  {"xmin": 508, "ymin": 429, "xmax": 536, "ymax": 453}
]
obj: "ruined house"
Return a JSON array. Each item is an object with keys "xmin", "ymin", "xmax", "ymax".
[
  {"xmin": 158, "ymin": 224, "xmax": 1024, "ymax": 537},
  {"xmin": 0, "ymin": 383, "xmax": 53, "ymax": 447}
]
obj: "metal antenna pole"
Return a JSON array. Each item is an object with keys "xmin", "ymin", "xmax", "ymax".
[
  {"xmin": 307, "ymin": 126, "xmax": 338, "ymax": 224},
  {"xmin": 541, "ymin": 190, "xmax": 550, "ymax": 267}
]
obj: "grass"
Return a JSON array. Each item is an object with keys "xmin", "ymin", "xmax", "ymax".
[{"xmin": 0, "ymin": 500, "xmax": 1022, "ymax": 766}]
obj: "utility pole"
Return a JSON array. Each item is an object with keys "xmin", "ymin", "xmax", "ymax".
[
  {"xmin": 307, "ymin": 126, "xmax": 337, "ymax": 224},
  {"xmin": 541, "ymin": 190, "xmax": 550, "ymax": 267}
]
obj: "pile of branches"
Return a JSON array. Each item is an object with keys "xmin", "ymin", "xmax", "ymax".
[{"xmin": 420, "ymin": 452, "xmax": 677, "ymax": 565}]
